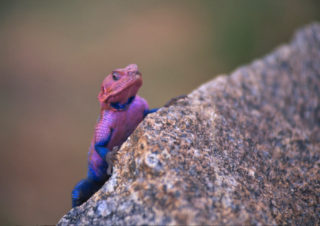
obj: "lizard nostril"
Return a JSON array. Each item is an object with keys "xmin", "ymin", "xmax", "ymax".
[{"xmin": 128, "ymin": 71, "xmax": 138, "ymax": 77}]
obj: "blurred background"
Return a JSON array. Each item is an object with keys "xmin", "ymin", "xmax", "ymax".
[{"xmin": 0, "ymin": 0, "xmax": 319, "ymax": 224}]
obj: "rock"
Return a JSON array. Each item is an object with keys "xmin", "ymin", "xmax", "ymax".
[{"xmin": 58, "ymin": 23, "xmax": 320, "ymax": 225}]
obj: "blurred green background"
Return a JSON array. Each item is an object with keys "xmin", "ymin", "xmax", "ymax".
[{"xmin": 0, "ymin": 0, "xmax": 319, "ymax": 224}]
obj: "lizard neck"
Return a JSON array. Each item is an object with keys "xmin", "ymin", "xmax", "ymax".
[{"xmin": 109, "ymin": 96, "xmax": 135, "ymax": 111}]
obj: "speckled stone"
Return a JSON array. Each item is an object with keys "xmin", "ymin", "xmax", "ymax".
[{"xmin": 59, "ymin": 23, "xmax": 320, "ymax": 225}]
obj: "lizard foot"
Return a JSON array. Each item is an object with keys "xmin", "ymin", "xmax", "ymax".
[{"xmin": 106, "ymin": 146, "xmax": 119, "ymax": 175}]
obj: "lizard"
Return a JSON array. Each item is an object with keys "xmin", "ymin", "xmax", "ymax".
[{"xmin": 72, "ymin": 64, "xmax": 157, "ymax": 207}]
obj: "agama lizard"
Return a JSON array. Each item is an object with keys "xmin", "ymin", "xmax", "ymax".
[{"xmin": 72, "ymin": 64, "xmax": 157, "ymax": 207}]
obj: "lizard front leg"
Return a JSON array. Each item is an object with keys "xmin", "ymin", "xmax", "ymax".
[{"xmin": 94, "ymin": 128, "xmax": 113, "ymax": 160}]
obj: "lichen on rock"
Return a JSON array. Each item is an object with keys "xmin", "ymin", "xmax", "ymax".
[{"xmin": 59, "ymin": 23, "xmax": 320, "ymax": 225}]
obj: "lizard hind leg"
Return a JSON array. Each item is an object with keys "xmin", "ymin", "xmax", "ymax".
[
  {"xmin": 72, "ymin": 177, "xmax": 104, "ymax": 207},
  {"xmin": 72, "ymin": 150, "xmax": 110, "ymax": 208}
]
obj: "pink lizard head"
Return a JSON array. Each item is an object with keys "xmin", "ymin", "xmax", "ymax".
[{"xmin": 98, "ymin": 64, "xmax": 143, "ymax": 107}]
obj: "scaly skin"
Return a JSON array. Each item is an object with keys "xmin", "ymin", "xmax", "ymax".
[{"xmin": 72, "ymin": 64, "xmax": 157, "ymax": 207}]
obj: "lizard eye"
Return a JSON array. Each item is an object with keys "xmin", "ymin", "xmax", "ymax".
[{"xmin": 112, "ymin": 72, "xmax": 119, "ymax": 81}]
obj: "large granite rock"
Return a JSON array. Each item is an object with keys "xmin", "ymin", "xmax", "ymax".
[{"xmin": 59, "ymin": 23, "xmax": 320, "ymax": 225}]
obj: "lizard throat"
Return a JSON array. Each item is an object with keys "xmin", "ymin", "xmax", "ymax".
[{"xmin": 110, "ymin": 96, "xmax": 135, "ymax": 111}]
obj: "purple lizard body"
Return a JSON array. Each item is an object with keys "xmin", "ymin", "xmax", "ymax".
[{"xmin": 72, "ymin": 64, "xmax": 157, "ymax": 207}]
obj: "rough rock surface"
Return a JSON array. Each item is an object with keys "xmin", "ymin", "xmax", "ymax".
[{"xmin": 59, "ymin": 23, "xmax": 320, "ymax": 225}]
